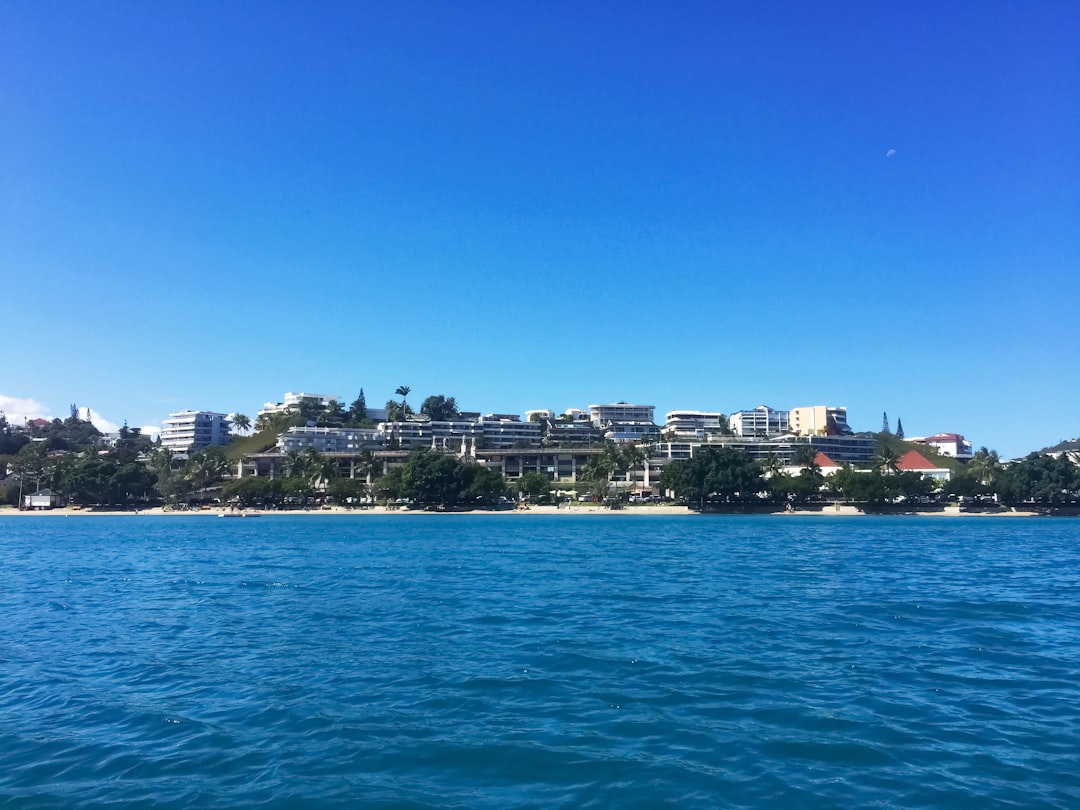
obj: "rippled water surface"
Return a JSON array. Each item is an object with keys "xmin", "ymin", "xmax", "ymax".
[{"xmin": 2, "ymin": 515, "xmax": 1079, "ymax": 807}]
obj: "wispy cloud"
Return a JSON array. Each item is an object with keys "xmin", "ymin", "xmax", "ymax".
[{"xmin": 82, "ymin": 408, "xmax": 120, "ymax": 434}]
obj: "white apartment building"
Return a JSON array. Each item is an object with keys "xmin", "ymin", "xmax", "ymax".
[
  {"xmin": 729, "ymin": 406, "xmax": 789, "ymax": 437},
  {"xmin": 278, "ymin": 427, "xmax": 384, "ymax": 454},
  {"xmin": 663, "ymin": 411, "xmax": 728, "ymax": 440},
  {"xmin": 479, "ymin": 415, "xmax": 542, "ymax": 449},
  {"xmin": 589, "ymin": 403, "xmax": 656, "ymax": 425},
  {"xmin": 587, "ymin": 402, "xmax": 659, "ymax": 443},
  {"xmin": 258, "ymin": 392, "xmax": 343, "ymax": 418},
  {"xmin": 910, "ymin": 433, "xmax": 973, "ymax": 459},
  {"xmin": 789, "ymin": 406, "xmax": 852, "ymax": 437},
  {"xmin": 378, "ymin": 417, "xmax": 484, "ymax": 449},
  {"xmin": 160, "ymin": 411, "xmax": 232, "ymax": 455}
]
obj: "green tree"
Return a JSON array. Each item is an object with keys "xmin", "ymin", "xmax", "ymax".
[
  {"xmin": 384, "ymin": 400, "xmax": 413, "ymax": 423},
  {"xmin": 111, "ymin": 424, "xmax": 151, "ymax": 464},
  {"xmin": 401, "ymin": 451, "xmax": 462, "ymax": 506},
  {"xmin": 517, "ymin": 471, "xmax": 551, "ymax": 503},
  {"xmin": 659, "ymin": 447, "xmax": 765, "ymax": 509},
  {"xmin": 996, "ymin": 453, "xmax": 1078, "ymax": 505},
  {"xmin": 185, "ymin": 448, "xmax": 229, "ymax": 501},
  {"xmin": 420, "ymin": 395, "xmax": 460, "ymax": 422},
  {"xmin": 309, "ymin": 454, "xmax": 339, "ymax": 491},
  {"xmin": 348, "ymin": 389, "xmax": 368, "ymax": 423},
  {"xmin": 580, "ymin": 453, "xmax": 616, "ymax": 500},
  {"xmin": 223, "ymin": 475, "xmax": 282, "ymax": 507},
  {"xmin": 231, "ymin": 413, "xmax": 252, "ymax": 435},
  {"xmin": 254, "ymin": 409, "xmax": 300, "ymax": 434},
  {"xmin": 395, "ymin": 385, "xmax": 412, "ymax": 417},
  {"xmin": 0, "ymin": 412, "xmax": 30, "ymax": 456},
  {"xmin": 145, "ymin": 446, "xmax": 184, "ymax": 504},
  {"xmin": 874, "ymin": 445, "xmax": 900, "ymax": 475},
  {"xmin": 461, "ymin": 465, "xmax": 508, "ymax": 506},
  {"xmin": 968, "ymin": 447, "xmax": 1003, "ymax": 487},
  {"xmin": 317, "ymin": 399, "xmax": 347, "ymax": 428},
  {"xmin": 62, "ymin": 456, "xmax": 119, "ymax": 505},
  {"xmin": 326, "ymin": 477, "xmax": 367, "ymax": 505},
  {"xmin": 376, "ymin": 465, "xmax": 406, "ymax": 502},
  {"xmin": 620, "ymin": 444, "xmax": 646, "ymax": 493}
]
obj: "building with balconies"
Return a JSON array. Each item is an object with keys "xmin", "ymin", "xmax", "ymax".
[
  {"xmin": 160, "ymin": 411, "xmax": 232, "ymax": 455},
  {"xmin": 729, "ymin": 406, "xmax": 790, "ymax": 437},
  {"xmin": 789, "ymin": 406, "xmax": 852, "ymax": 437},
  {"xmin": 278, "ymin": 426, "xmax": 383, "ymax": 454}
]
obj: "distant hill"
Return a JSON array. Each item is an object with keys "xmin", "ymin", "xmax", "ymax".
[{"xmin": 1040, "ymin": 438, "xmax": 1080, "ymax": 454}]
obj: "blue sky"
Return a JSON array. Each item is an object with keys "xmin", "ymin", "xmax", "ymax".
[{"xmin": 2, "ymin": 1, "xmax": 1077, "ymax": 458}]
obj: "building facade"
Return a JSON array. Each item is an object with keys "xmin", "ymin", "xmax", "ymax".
[
  {"xmin": 788, "ymin": 406, "xmax": 852, "ymax": 437},
  {"xmin": 912, "ymin": 433, "xmax": 973, "ymax": 459},
  {"xmin": 278, "ymin": 426, "xmax": 383, "ymax": 454},
  {"xmin": 662, "ymin": 411, "xmax": 728, "ymax": 440},
  {"xmin": 160, "ymin": 411, "xmax": 232, "ymax": 455},
  {"xmin": 729, "ymin": 406, "xmax": 790, "ymax": 437}
]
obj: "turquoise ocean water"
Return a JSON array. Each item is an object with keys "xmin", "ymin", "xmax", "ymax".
[{"xmin": 1, "ymin": 515, "xmax": 1078, "ymax": 808}]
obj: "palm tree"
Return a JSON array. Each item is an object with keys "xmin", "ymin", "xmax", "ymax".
[
  {"xmin": 231, "ymin": 413, "xmax": 252, "ymax": 435},
  {"xmin": 969, "ymin": 447, "xmax": 1002, "ymax": 487},
  {"xmin": 185, "ymin": 451, "xmax": 228, "ymax": 501},
  {"xmin": 620, "ymin": 444, "xmax": 646, "ymax": 492},
  {"xmin": 874, "ymin": 446, "xmax": 900, "ymax": 475},
  {"xmin": 283, "ymin": 450, "xmax": 307, "ymax": 479},
  {"xmin": 309, "ymin": 455, "xmax": 339, "ymax": 492},
  {"xmin": 395, "ymin": 386, "xmax": 411, "ymax": 419},
  {"xmin": 355, "ymin": 449, "xmax": 377, "ymax": 486},
  {"xmin": 760, "ymin": 453, "xmax": 784, "ymax": 479}
]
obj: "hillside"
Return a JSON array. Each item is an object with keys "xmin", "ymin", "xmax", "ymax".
[{"xmin": 1040, "ymin": 437, "xmax": 1080, "ymax": 454}]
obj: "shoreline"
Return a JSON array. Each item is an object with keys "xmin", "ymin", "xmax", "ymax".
[{"xmin": 0, "ymin": 505, "xmax": 1046, "ymax": 518}]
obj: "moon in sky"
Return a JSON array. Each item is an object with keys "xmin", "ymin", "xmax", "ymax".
[{"xmin": 886, "ymin": 149, "xmax": 897, "ymax": 157}]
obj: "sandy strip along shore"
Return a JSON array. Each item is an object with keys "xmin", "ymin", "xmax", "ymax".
[{"xmin": 0, "ymin": 505, "xmax": 1043, "ymax": 517}]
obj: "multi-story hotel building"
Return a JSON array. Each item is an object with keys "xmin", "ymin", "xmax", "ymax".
[
  {"xmin": 729, "ymin": 406, "xmax": 790, "ymax": 437},
  {"xmin": 788, "ymin": 406, "xmax": 852, "ymax": 437},
  {"xmin": 160, "ymin": 411, "xmax": 232, "ymax": 455},
  {"xmin": 588, "ymin": 402, "xmax": 660, "ymax": 443},
  {"xmin": 278, "ymin": 426, "xmax": 384, "ymax": 454},
  {"xmin": 663, "ymin": 411, "xmax": 728, "ymax": 440}
]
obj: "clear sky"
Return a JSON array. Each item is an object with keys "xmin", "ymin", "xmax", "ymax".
[{"xmin": 2, "ymin": 1, "xmax": 1077, "ymax": 458}]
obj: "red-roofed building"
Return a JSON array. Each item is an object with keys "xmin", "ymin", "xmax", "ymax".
[
  {"xmin": 28, "ymin": 418, "xmax": 51, "ymax": 429},
  {"xmin": 814, "ymin": 452, "xmax": 841, "ymax": 471},
  {"xmin": 896, "ymin": 450, "xmax": 951, "ymax": 481},
  {"xmin": 782, "ymin": 451, "xmax": 844, "ymax": 477}
]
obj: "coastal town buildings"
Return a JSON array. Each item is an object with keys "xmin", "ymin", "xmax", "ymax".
[
  {"xmin": 789, "ymin": 406, "xmax": 852, "ymax": 437},
  {"xmin": 537, "ymin": 415, "xmax": 603, "ymax": 446},
  {"xmin": 909, "ymin": 433, "xmax": 973, "ymax": 459},
  {"xmin": 662, "ymin": 411, "xmax": 728, "ymax": 440},
  {"xmin": 258, "ymin": 392, "xmax": 343, "ymax": 419},
  {"xmin": 378, "ymin": 416, "xmax": 483, "ymax": 449},
  {"xmin": 144, "ymin": 389, "xmax": 967, "ymax": 497},
  {"xmin": 729, "ymin": 406, "xmax": 790, "ymax": 437},
  {"xmin": 278, "ymin": 426, "xmax": 383, "ymax": 453},
  {"xmin": 160, "ymin": 411, "xmax": 232, "ymax": 456},
  {"xmin": 896, "ymin": 450, "xmax": 952, "ymax": 481},
  {"xmin": 649, "ymin": 433, "xmax": 876, "ymax": 465},
  {"xmin": 588, "ymin": 402, "xmax": 661, "ymax": 443}
]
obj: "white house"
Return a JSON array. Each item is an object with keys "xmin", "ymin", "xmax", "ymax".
[
  {"xmin": 23, "ymin": 489, "xmax": 63, "ymax": 510},
  {"xmin": 910, "ymin": 433, "xmax": 973, "ymax": 459}
]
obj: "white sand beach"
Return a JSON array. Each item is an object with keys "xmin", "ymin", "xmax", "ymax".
[{"xmin": 0, "ymin": 504, "xmax": 1044, "ymax": 518}]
